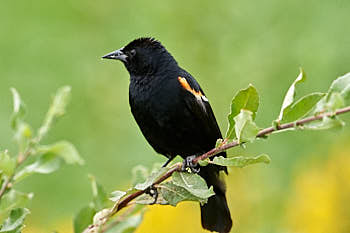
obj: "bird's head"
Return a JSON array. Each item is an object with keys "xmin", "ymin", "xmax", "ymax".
[{"xmin": 102, "ymin": 37, "xmax": 176, "ymax": 76}]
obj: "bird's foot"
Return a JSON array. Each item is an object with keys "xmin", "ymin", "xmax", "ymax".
[
  {"xmin": 144, "ymin": 185, "xmax": 159, "ymax": 205},
  {"xmin": 182, "ymin": 155, "xmax": 200, "ymax": 173}
]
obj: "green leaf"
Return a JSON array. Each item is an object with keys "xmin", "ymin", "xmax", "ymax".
[
  {"xmin": 151, "ymin": 172, "xmax": 215, "ymax": 206},
  {"xmin": 278, "ymin": 68, "xmax": 306, "ymax": 121},
  {"xmin": 10, "ymin": 88, "xmax": 26, "ymax": 130},
  {"xmin": 73, "ymin": 205, "xmax": 96, "ymax": 233},
  {"xmin": 109, "ymin": 191, "xmax": 127, "ymax": 202},
  {"xmin": 159, "ymin": 182, "xmax": 208, "ymax": 206},
  {"xmin": 281, "ymin": 93, "xmax": 325, "ymax": 123},
  {"xmin": 131, "ymin": 165, "xmax": 149, "ymax": 186},
  {"xmin": 37, "ymin": 141, "xmax": 84, "ymax": 165},
  {"xmin": 225, "ymin": 84, "xmax": 259, "ymax": 139},
  {"xmin": 134, "ymin": 167, "xmax": 169, "ymax": 191},
  {"xmin": 37, "ymin": 86, "xmax": 71, "ymax": 141},
  {"xmin": 313, "ymin": 73, "xmax": 350, "ymax": 114},
  {"xmin": 198, "ymin": 158, "xmax": 210, "ymax": 167},
  {"xmin": 304, "ymin": 116, "xmax": 345, "ymax": 130},
  {"xmin": 0, "ymin": 208, "xmax": 30, "ymax": 233},
  {"xmin": 73, "ymin": 175, "xmax": 111, "ymax": 233},
  {"xmin": 13, "ymin": 153, "xmax": 61, "ymax": 183},
  {"xmin": 10, "ymin": 89, "xmax": 32, "ymax": 153},
  {"xmin": 328, "ymin": 72, "xmax": 350, "ymax": 103},
  {"xmin": 89, "ymin": 175, "xmax": 109, "ymax": 210},
  {"xmin": 135, "ymin": 193, "xmax": 168, "ymax": 205},
  {"xmin": 0, "ymin": 190, "xmax": 33, "ymax": 223},
  {"xmin": 234, "ymin": 110, "xmax": 260, "ymax": 143},
  {"xmin": 13, "ymin": 141, "xmax": 83, "ymax": 183},
  {"xmin": 0, "ymin": 151, "xmax": 16, "ymax": 176},
  {"xmin": 13, "ymin": 122, "xmax": 32, "ymax": 153},
  {"xmin": 171, "ymin": 172, "xmax": 215, "ymax": 199},
  {"xmin": 105, "ymin": 212, "xmax": 144, "ymax": 233},
  {"xmin": 315, "ymin": 92, "xmax": 345, "ymax": 114},
  {"xmin": 209, "ymin": 154, "xmax": 271, "ymax": 168},
  {"xmin": 327, "ymin": 92, "xmax": 345, "ymax": 111}
]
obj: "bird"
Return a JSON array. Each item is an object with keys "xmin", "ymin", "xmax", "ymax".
[{"xmin": 102, "ymin": 37, "xmax": 232, "ymax": 233}]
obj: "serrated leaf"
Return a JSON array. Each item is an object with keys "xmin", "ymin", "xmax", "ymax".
[
  {"xmin": 304, "ymin": 116, "xmax": 345, "ymax": 130},
  {"xmin": 104, "ymin": 212, "xmax": 144, "ymax": 233},
  {"xmin": 234, "ymin": 110, "xmax": 260, "ymax": 143},
  {"xmin": 131, "ymin": 165, "xmax": 149, "ymax": 186},
  {"xmin": 225, "ymin": 84, "xmax": 259, "ymax": 139},
  {"xmin": 89, "ymin": 175, "xmax": 109, "ymax": 210},
  {"xmin": 0, "ymin": 190, "xmax": 33, "ymax": 223},
  {"xmin": 10, "ymin": 88, "xmax": 26, "ymax": 130},
  {"xmin": 37, "ymin": 86, "xmax": 71, "ymax": 141},
  {"xmin": 13, "ymin": 153, "xmax": 61, "ymax": 183},
  {"xmin": 159, "ymin": 182, "xmax": 207, "ymax": 206},
  {"xmin": 278, "ymin": 68, "xmax": 306, "ymax": 121},
  {"xmin": 109, "ymin": 191, "xmax": 127, "ymax": 202},
  {"xmin": 0, "ymin": 208, "xmax": 30, "ymax": 233},
  {"xmin": 134, "ymin": 167, "xmax": 169, "ymax": 191},
  {"xmin": 37, "ymin": 141, "xmax": 84, "ymax": 165},
  {"xmin": 210, "ymin": 154, "xmax": 271, "ymax": 168},
  {"xmin": 281, "ymin": 93, "xmax": 325, "ymax": 123},
  {"xmin": 73, "ymin": 205, "xmax": 96, "ymax": 233},
  {"xmin": 0, "ymin": 151, "xmax": 16, "ymax": 176},
  {"xmin": 171, "ymin": 172, "xmax": 215, "ymax": 199}
]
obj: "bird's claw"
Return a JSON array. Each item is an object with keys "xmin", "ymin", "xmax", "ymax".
[
  {"xmin": 144, "ymin": 185, "xmax": 159, "ymax": 205},
  {"xmin": 182, "ymin": 155, "xmax": 200, "ymax": 173}
]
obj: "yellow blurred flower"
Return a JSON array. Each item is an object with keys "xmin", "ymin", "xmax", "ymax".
[
  {"xmin": 284, "ymin": 148, "xmax": 350, "ymax": 233},
  {"xmin": 136, "ymin": 202, "xmax": 206, "ymax": 233}
]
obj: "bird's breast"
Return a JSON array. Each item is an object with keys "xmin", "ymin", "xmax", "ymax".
[{"xmin": 129, "ymin": 75, "xmax": 187, "ymax": 130}]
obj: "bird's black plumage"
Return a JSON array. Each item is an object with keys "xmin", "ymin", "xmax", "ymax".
[{"xmin": 103, "ymin": 37, "xmax": 232, "ymax": 233}]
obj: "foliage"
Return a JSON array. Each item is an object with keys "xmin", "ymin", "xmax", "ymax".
[
  {"xmin": 76, "ymin": 70, "xmax": 350, "ymax": 233},
  {"xmin": 0, "ymin": 70, "xmax": 349, "ymax": 232},
  {"xmin": 0, "ymin": 87, "xmax": 83, "ymax": 232}
]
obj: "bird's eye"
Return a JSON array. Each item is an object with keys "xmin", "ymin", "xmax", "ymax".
[{"xmin": 130, "ymin": 49, "xmax": 136, "ymax": 57}]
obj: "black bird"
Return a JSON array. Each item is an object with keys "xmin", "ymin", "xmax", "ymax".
[{"xmin": 102, "ymin": 38, "xmax": 232, "ymax": 233}]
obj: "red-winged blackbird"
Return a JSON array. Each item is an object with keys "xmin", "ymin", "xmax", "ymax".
[{"xmin": 102, "ymin": 38, "xmax": 232, "ymax": 233}]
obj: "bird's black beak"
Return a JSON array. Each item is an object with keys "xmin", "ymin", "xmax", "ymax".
[{"xmin": 102, "ymin": 48, "xmax": 127, "ymax": 62}]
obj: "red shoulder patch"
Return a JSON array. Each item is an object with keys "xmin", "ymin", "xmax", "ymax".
[{"xmin": 178, "ymin": 77, "xmax": 204, "ymax": 99}]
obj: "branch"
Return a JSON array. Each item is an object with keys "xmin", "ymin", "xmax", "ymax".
[
  {"xmin": 89, "ymin": 105, "xmax": 350, "ymax": 231},
  {"xmin": 195, "ymin": 105, "xmax": 350, "ymax": 163},
  {"xmin": 0, "ymin": 149, "xmax": 31, "ymax": 199}
]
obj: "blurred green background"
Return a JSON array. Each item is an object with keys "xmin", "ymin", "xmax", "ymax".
[{"xmin": 1, "ymin": 0, "xmax": 350, "ymax": 232}]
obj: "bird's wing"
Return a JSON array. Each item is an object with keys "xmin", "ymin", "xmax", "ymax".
[{"xmin": 176, "ymin": 73, "xmax": 226, "ymax": 155}]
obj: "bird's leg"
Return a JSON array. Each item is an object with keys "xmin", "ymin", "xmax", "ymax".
[
  {"xmin": 162, "ymin": 156, "xmax": 175, "ymax": 167},
  {"xmin": 144, "ymin": 185, "xmax": 159, "ymax": 205},
  {"xmin": 182, "ymin": 155, "xmax": 200, "ymax": 173}
]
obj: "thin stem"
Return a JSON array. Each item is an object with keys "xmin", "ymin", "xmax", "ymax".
[
  {"xmin": 0, "ymin": 177, "xmax": 10, "ymax": 199},
  {"xmin": 0, "ymin": 148, "xmax": 32, "ymax": 199}
]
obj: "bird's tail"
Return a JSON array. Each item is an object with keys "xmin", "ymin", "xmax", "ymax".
[{"xmin": 199, "ymin": 163, "xmax": 232, "ymax": 233}]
